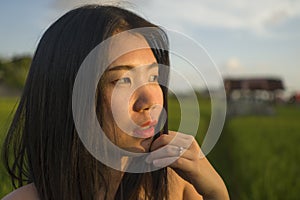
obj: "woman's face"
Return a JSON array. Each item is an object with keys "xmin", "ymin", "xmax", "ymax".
[{"xmin": 101, "ymin": 34, "xmax": 163, "ymax": 153}]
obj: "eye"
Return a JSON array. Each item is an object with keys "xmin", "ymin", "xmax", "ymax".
[
  {"xmin": 149, "ymin": 75, "xmax": 158, "ymax": 82},
  {"xmin": 116, "ymin": 77, "xmax": 131, "ymax": 85}
]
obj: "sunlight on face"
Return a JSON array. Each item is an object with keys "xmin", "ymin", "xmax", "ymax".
[{"xmin": 101, "ymin": 34, "xmax": 163, "ymax": 153}]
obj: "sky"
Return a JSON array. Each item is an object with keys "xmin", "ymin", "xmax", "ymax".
[{"xmin": 0, "ymin": 0, "xmax": 299, "ymax": 95}]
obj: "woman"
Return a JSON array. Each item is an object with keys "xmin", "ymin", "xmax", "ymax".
[{"xmin": 2, "ymin": 5, "xmax": 229, "ymax": 200}]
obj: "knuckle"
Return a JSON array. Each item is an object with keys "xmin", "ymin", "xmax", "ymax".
[
  {"xmin": 186, "ymin": 134, "xmax": 194, "ymax": 141},
  {"xmin": 165, "ymin": 147, "xmax": 173, "ymax": 154},
  {"xmin": 168, "ymin": 130, "xmax": 177, "ymax": 135},
  {"xmin": 159, "ymin": 134, "xmax": 169, "ymax": 144},
  {"xmin": 176, "ymin": 158, "xmax": 184, "ymax": 166}
]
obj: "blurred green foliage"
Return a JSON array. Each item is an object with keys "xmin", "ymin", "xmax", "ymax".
[
  {"xmin": 0, "ymin": 96, "xmax": 300, "ymax": 199},
  {"xmin": 0, "ymin": 98, "xmax": 18, "ymax": 198},
  {"xmin": 154, "ymin": 95, "xmax": 300, "ymax": 199},
  {"xmin": 208, "ymin": 104, "xmax": 300, "ymax": 200},
  {"xmin": 0, "ymin": 56, "xmax": 31, "ymax": 88}
]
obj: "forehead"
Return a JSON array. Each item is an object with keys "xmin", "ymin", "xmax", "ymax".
[
  {"xmin": 108, "ymin": 32, "xmax": 157, "ymax": 68},
  {"xmin": 109, "ymin": 49, "xmax": 157, "ymax": 69}
]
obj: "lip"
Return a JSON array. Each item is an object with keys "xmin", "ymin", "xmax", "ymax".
[
  {"xmin": 140, "ymin": 120, "xmax": 157, "ymax": 128},
  {"xmin": 133, "ymin": 120, "xmax": 157, "ymax": 138}
]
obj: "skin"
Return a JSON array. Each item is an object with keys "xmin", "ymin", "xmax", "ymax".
[
  {"xmin": 3, "ymin": 34, "xmax": 229, "ymax": 200},
  {"xmin": 101, "ymin": 36, "xmax": 163, "ymax": 153},
  {"xmin": 148, "ymin": 131, "xmax": 230, "ymax": 199},
  {"xmin": 100, "ymin": 34, "xmax": 229, "ymax": 199}
]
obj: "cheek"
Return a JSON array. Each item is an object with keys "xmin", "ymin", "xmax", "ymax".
[
  {"xmin": 101, "ymin": 92, "xmax": 131, "ymax": 144},
  {"xmin": 157, "ymin": 87, "xmax": 164, "ymax": 105},
  {"xmin": 153, "ymin": 87, "xmax": 164, "ymax": 117},
  {"xmin": 103, "ymin": 85, "xmax": 165, "ymax": 131},
  {"xmin": 100, "ymin": 88, "xmax": 120, "ymax": 132},
  {"xmin": 100, "ymin": 95, "xmax": 114, "ymax": 133},
  {"xmin": 104, "ymin": 86, "xmax": 129, "ymax": 118},
  {"xmin": 149, "ymin": 85, "xmax": 164, "ymax": 105},
  {"xmin": 108, "ymin": 88, "xmax": 134, "ymax": 133}
]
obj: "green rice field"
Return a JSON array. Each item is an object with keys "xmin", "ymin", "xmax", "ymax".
[
  {"xmin": 0, "ymin": 97, "xmax": 19, "ymax": 198},
  {"xmin": 1, "ymin": 97, "xmax": 300, "ymax": 199}
]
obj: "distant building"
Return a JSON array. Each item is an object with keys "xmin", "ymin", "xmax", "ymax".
[
  {"xmin": 224, "ymin": 77, "xmax": 285, "ymax": 116},
  {"xmin": 224, "ymin": 78, "xmax": 284, "ymax": 103}
]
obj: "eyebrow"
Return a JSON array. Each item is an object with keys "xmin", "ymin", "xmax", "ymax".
[{"xmin": 108, "ymin": 62, "xmax": 158, "ymax": 71}]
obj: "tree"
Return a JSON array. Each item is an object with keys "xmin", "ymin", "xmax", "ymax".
[{"xmin": 0, "ymin": 55, "xmax": 32, "ymax": 89}]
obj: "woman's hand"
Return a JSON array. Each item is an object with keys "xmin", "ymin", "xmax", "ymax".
[{"xmin": 146, "ymin": 131, "xmax": 230, "ymax": 200}]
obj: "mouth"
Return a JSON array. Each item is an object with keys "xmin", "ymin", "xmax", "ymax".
[{"xmin": 133, "ymin": 120, "xmax": 157, "ymax": 138}]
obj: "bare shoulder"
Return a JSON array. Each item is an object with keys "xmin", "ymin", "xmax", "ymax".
[
  {"xmin": 167, "ymin": 168, "xmax": 203, "ymax": 200},
  {"xmin": 2, "ymin": 183, "xmax": 39, "ymax": 200}
]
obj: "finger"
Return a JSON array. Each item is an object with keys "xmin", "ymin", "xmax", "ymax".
[
  {"xmin": 150, "ymin": 134, "xmax": 174, "ymax": 151},
  {"xmin": 152, "ymin": 155, "xmax": 196, "ymax": 170},
  {"xmin": 147, "ymin": 144, "xmax": 201, "ymax": 164},
  {"xmin": 152, "ymin": 157, "xmax": 179, "ymax": 168},
  {"xmin": 146, "ymin": 145, "xmax": 181, "ymax": 163},
  {"xmin": 168, "ymin": 131, "xmax": 195, "ymax": 140},
  {"xmin": 167, "ymin": 131, "xmax": 196, "ymax": 147},
  {"xmin": 175, "ymin": 148, "xmax": 199, "ymax": 161},
  {"xmin": 151, "ymin": 132, "xmax": 195, "ymax": 151},
  {"xmin": 167, "ymin": 156, "xmax": 197, "ymax": 172}
]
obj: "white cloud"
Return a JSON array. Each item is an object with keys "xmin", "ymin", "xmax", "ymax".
[
  {"xmin": 49, "ymin": 0, "xmax": 300, "ymax": 38},
  {"xmin": 46, "ymin": 0, "xmax": 300, "ymax": 91},
  {"xmin": 226, "ymin": 57, "xmax": 243, "ymax": 70},
  {"xmin": 221, "ymin": 57, "xmax": 245, "ymax": 76},
  {"xmin": 131, "ymin": 0, "xmax": 300, "ymax": 37}
]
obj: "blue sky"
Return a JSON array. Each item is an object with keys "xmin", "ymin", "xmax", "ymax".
[{"xmin": 0, "ymin": 0, "xmax": 299, "ymax": 95}]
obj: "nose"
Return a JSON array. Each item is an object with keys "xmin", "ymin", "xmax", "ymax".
[{"xmin": 132, "ymin": 84, "xmax": 163, "ymax": 113}]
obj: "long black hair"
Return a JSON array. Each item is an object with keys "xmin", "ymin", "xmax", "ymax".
[{"xmin": 2, "ymin": 5, "xmax": 170, "ymax": 200}]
